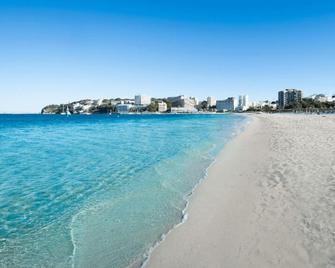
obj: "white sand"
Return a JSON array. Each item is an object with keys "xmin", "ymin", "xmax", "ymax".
[{"xmin": 145, "ymin": 114, "xmax": 335, "ymax": 268}]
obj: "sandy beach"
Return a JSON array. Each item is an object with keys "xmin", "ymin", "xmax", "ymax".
[{"xmin": 146, "ymin": 114, "xmax": 335, "ymax": 268}]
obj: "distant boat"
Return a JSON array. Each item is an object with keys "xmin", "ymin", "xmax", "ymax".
[{"xmin": 66, "ymin": 106, "xmax": 71, "ymax": 116}]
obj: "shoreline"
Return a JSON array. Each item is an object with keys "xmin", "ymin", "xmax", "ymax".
[
  {"xmin": 145, "ymin": 114, "xmax": 335, "ymax": 268},
  {"xmin": 141, "ymin": 115, "xmax": 254, "ymax": 267},
  {"xmin": 140, "ymin": 115, "xmax": 250, "ymax": 267}
]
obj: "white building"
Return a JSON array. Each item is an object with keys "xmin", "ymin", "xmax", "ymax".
[
  {"xmin": 116, "ymin": 103, "xmax": 133, "ymax": 114},
  {"xmin": 255, "ymin": 100, "xmax": 277, "ymax": 110},
  {"xmin": 167, "ymin": 95, "xmax": 197, "ymax": 110},
  {"xmin": 135, "ymin": 95, "xmax": 151, "ymax": 106},
  {"xmin": 316, "ymin": 94, "xmax": 329, "ymax": 102},
  {"xmin": 306, "ymin": 94, "xmax": 335, "ymax": 103},
  {"xmin": 158, "ymin": 102, "xmax": 168, "ymax": 112},
  {"xmin": 216, "ymin": 97, "xmax": 237, "ymax": 112},
  {"xmin": 237, "ymin": 95, "xmax": 249, "ymax": 111},
  {"xmin": 207, "ymin": 96, "xmax": 216, "ymax": 107}
]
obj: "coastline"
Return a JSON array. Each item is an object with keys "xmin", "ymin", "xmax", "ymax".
[
  {"xmin": 145, "ymin": 113, "xmax": 335, "ymax": 268},
  {"xmin": 140, "ymin": 114, "xmax": 250, "ymax": 268},
  {"xmin": 0, "ymin": 113, "xmax": 247, "ymax": 268}
]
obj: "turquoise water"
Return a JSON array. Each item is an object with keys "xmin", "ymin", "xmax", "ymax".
[{"xmin": 0, "ymin": 114, "xmax": 246, "ymax": 267}]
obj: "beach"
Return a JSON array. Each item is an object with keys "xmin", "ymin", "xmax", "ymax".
[{"xmin": 146, "ymin": 114, "xmax": 335, "ymax": 268}]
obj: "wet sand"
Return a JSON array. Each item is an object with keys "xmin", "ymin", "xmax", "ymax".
[{"xmin": 146, "ymin": 114, "xmax": 335, "ymax": 268}]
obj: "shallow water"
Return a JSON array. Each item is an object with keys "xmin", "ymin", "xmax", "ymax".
[{"xmin": 0, "ymin": 114, "xmax": 246, "ymax": 267}]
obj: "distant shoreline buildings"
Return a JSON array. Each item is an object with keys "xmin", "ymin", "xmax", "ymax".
[
  {"xmin": 168, "ymin": 95, "xmax": 198, "ymax": 113},
  {"xmin": 207, "ymin": 96, "xmax": 216, "ymax": 107},
  {"xmin": 41, "ymin": 90, "xmax": 335, "ymax": 115},
  {"xmin": 216, "ymin": 97, "xmax": 237, "ymax": 112},
  {"xmin": 278, "ymin": 89, "xmax": 302, "ymax": 109},
  {"xmin": 135, "ymin": 95, "xmax": 151, "ymax": 106}
]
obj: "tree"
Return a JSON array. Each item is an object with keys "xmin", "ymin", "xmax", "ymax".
[
  {"xmin": 200, "ymin": 101, "xmax": 208, "ymax": 110},
  {"xmin": 162, "ymin": 99, "xmax": 172, "ymax": 110},
  {"xmin": 146, "ymin": 102, "xmax": 158, "ymax": 112}
]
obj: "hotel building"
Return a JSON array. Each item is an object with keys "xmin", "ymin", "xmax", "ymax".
[
  {"xmin": 237, "ymin": 95, "xmax": 249, "ymax": 111},
  {"xmin": 278, "ymin": 89, "xmax": 302, "ymax": 109},
  {"xmin": 158, "ymin": 102, "xmax": 168, "ymax": 112},
  {"xmin": 135, "ymin": 95, "xmax": 151, "ymax": 106},
  {"xmin": 207, "ymin": 96, "xmax": 216, "ymax": 107},
  {"xmin": 167, "ymin": 95, "xmax": 197, "ymax": 113},
  {"xmin": 216, "ymin": 97, "xmax": 237, "ymax": 112}
]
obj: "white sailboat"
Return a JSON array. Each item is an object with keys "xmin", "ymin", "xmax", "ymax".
[{"xmin": 66, "ymin": 105, "xmax": 71, "ymax": 116}]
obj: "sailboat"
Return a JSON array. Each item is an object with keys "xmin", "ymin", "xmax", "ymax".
[{"xmin": 66, "ymin": 105, "xmax": 71, "ymax": 116}]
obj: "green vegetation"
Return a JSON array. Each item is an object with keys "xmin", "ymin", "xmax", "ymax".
[
  {"xmin": 146, "ymin": 102, "xmax": 159, "ymax": 112},
  {"xmin": 282, "ymin": 98, "xmax": 335, "ymax": 111},
  {"xmin": 162, "ymin": 99, "xmax": 172, "ymax": 111},
  {"xmin": 301, "ymin": 98, "xmax": 335, "ymax": 109},
  {"xmin": 247, "ymin": 106, "xmax": 274, "ymax": 113}
]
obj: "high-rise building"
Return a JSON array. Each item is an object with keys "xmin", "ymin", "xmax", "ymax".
[
  {"xmin": 278, "ymin": 91, "xmax": 285, "ymax": 109},
  {"xmin": 135, "ymin": 95, "xmax": 151, "ymax": 106},
  {"xmin": 167, "ymin": 95, "xmax": 197, "ymax": 113},
  {"xmin": 216, "ymin": 97, "xmax": 236, "ymax": 112},
  {"xmin": 167, "ymin": 95, "xmax": 197, "ymax": 109},
  {"xmin": 278, "ymin": 89, "xmax": 303, "ymax": 109},
  {"xmin": 237, "ymin": 95, "xmax": 249, "ymax": 111},
  {"xmin": 207, "ymin": 96, "xmax": 216, "ymax": 107}
]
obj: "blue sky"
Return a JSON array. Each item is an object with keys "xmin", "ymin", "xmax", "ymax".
[{"xmin": 0, "ymin": 0, "xmax": 334, "ymax": 113}]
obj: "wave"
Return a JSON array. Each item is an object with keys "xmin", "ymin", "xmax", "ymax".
[{"xmin": 141, "ymin": 116, "xmax": 250, "ymax": 268}]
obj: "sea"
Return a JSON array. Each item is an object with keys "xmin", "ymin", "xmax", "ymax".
[{"xmin": 0, "ymin": 114, "xmax": 247, "ymax": 267}]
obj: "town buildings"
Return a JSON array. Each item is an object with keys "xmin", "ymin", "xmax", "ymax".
[
  {"xmin": 306, "ymin": 94, "xmax": 334, "ymax": 103},
  {"xmin": 255, "ymin": 100, "xmax": 277, "ymax": 110},
  {"xmin": 207, "ymin": 96, "xmax": 216, "ymax": 107},
  {"xmin": 216, "ymin": 97, "xmax": 237, "ymax": 112},
  {"xmin": 237, "ymin": 95, "xmax": 249, "ymax": 111},
  {"xmin": 157, "ymin": 101, "xmax": 168, "ymax": 112},
  {"xmin": 135, "ymin": 95, "xmax": 151, "ymax": 106},
  {"xmin": 278, "ymin": 89, "xmax": 302, "ymax": 109},
  {"xmin": 167, "ymin": 95, "xmax": 197, "ymax": 108},
  {"xmin": 116, "ymin": 102, "xmax": 133, "ymax": 114},
  {"xmin": 43, "ymin": 88, "xmax": 335, "ymax": 115},
  {"xmin": 167, "ymin": 95, "xmax": 198, "ymax": 113}
]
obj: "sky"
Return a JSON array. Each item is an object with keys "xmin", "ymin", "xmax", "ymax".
[{"xmin": 0, "ymin": 0, "xmax": 335, "ymax": 113}]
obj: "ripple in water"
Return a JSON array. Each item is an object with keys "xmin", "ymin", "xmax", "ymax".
[{"xmin": 0, "ymin": 114, "xmax": 247, "ymax": 267}]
